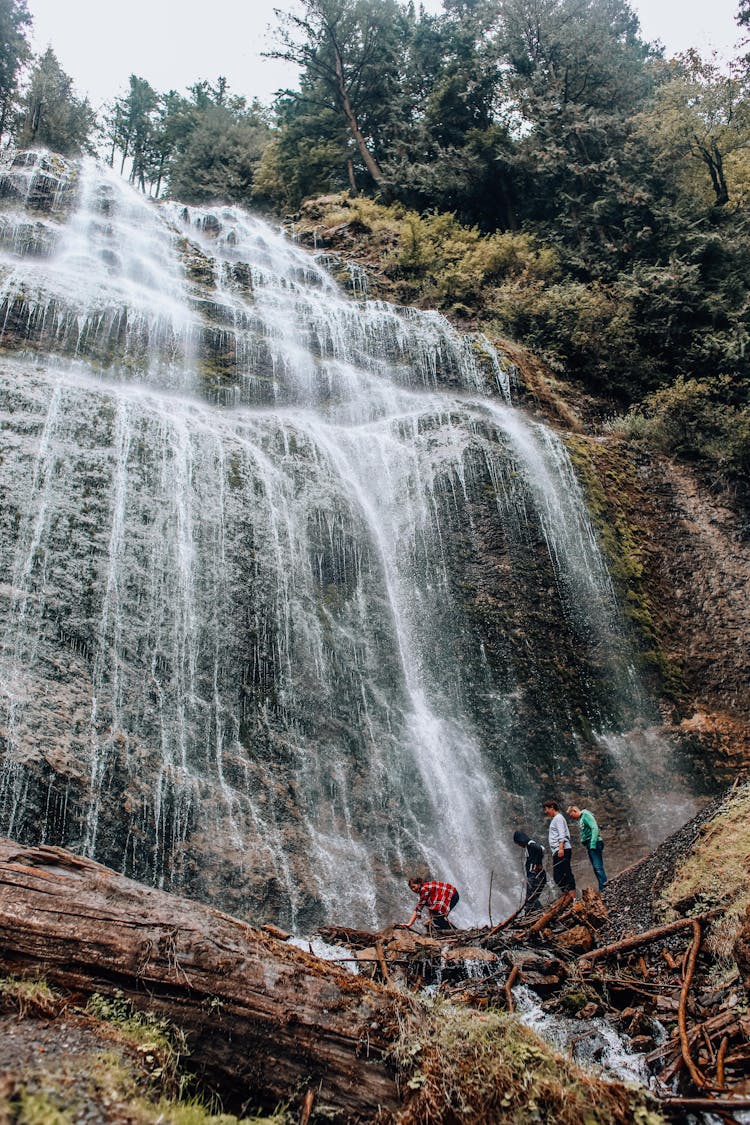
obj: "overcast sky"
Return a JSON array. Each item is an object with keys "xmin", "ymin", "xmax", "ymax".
[{"xmin": 25, "ymin": 0, "xmax": 742, "ymax": 112}]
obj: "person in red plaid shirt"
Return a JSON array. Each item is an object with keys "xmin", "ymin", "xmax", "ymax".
[{"xmin": 400, "ymin": 877, "xmax": 460, "ymax": 931}]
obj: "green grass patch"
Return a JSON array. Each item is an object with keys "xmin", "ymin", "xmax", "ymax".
[
  {"xmin": 660, "ymin": 780, "xmax": 750, "ymax": 962},
  {"xmin": 391, "ymin": 1000, "xmax": 664, "ymax": 1124},
  {"xmin": 0, "ymin": 975, "xmax": 61, "ymax": 1018}
]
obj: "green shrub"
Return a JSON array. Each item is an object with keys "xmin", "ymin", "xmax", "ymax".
[{"xmin": 640, "ymin": 376, "xmax": 750, "ymax": 484}]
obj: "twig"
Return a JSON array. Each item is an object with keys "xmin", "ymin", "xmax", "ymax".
[
  {"xmin": 505, "ymin": 964, "xmax": 519, "ymax": 1013},
  {"xmin": 716, "ymin": 1036, "xmax": 729, "ymax": 1089},
  {"xmin": 646, "ymin": 1010, "xmax": 737, "ymax": 1065},
  {"xmin": 662, "ymin": 949, "xmax": 680, "ymax": 971},
  {"xmin": 374, "ymin": 941, "xmax": 392, "ymax": 987},
  {"xmin": 480, "ymin": 883, "xmax": 551, "ymax": 943},
  {"xmin": 300, "ymin": 1088, "xmax": 315, "ymax": 1125},
  {"xmin": 658, "ymin": 1096, "xmax": 750, "ymax": 1113},
  {"xmin": 592, "ymin": 976, "xmax": 673, "ymax": 1000},
  {"xmin": 658, "ymin": 1049, "xmax": 686, "ymax": 1085},
  {"xmin": 488, "ymin": 869, "xmax": 494, "ymax": 929},
  {"xmin": 480, "ymin": 903, "xmax": 526, "ymax": 941},
  {"xmin": 701, "ymin": 1024, "xmax": 716, "ymax": 1066},
  {"xmin": 678, "ymin": 919, "xmax": 706, "ymax": 1089},
  {"xmin": 592, "ymin": 974, "xmax": 681, "ymax": 992}
]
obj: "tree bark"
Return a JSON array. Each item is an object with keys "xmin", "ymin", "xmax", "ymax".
[
  {"xmin": 0, "ymin": 838, "xmax": 407, "ymax": 1121},
  {"xmin": 528, "ymin": 891, "xmax": 575, "ymax": 934},
  {"xmin": 329, "ymin": 34, "xmax": 388, "ymax": 194}
]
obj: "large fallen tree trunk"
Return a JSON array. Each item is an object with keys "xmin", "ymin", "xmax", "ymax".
[{"xmin": 0, "ymin": 838, "xmax": 408, "ymax": 1120}]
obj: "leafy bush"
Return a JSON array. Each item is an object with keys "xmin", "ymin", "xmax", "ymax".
[
  {"xmin": 640, "ymin": 376, "xmax": 750, "ymax": 483},
  {"xmin": 489, "ymin": 280, "xmax": 645, "ymax": 395}
]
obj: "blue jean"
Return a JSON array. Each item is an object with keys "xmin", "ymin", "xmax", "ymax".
[{"xmin": 587, "ymin": 840, "xmax": 608, "ymax": 890}]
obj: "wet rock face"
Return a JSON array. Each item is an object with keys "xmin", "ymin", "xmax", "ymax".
[
  {"xmin": 512, "ymin": 951, "xmax": 568, "ymax": 996},
  {"xmin": 567, "ymin": 436, "xmax": 750, "ymax": 784},
  {"xmin": 0, "ymin": 154, "xmax": 717, "ymax": 929}
]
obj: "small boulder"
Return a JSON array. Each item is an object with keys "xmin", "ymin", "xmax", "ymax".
[{"xmin": 442, "ymin": 947, "xmax": 497, "ymax": 965}]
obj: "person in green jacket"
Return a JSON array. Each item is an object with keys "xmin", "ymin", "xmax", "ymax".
[{"xmin": 567, "ymin": 805, "xmax": 608, "ymax": 890}]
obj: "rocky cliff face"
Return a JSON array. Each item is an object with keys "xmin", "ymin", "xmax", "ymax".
[
  {"xmin": 570, "ymin": 439, "xmax": 750, "ymax": 786},
  {"xmin": 0, "ymin": 152, "xmax": 738, "ymax": 929}
]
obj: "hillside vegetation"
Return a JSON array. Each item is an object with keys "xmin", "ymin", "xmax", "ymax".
[{"xmin": 288, "ymin": 190, "xmax": 750, "ymax": 512}]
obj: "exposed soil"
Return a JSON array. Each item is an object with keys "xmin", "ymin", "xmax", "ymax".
[{"xmin": 0, "ymin": 1007, "xmax": 168, "ymax": 1125}]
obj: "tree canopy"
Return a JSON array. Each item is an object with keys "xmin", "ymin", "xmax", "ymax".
[{"xmin": 17, "ymin": 47, "xmax": 95, "ymax": 154}]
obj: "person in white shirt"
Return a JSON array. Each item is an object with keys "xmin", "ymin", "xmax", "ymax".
[{"xmin": 543, "ymin": 800, "xmax": 576, "ymax": 893}]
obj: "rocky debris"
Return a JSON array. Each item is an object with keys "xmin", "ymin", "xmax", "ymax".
[
  {"xmin": 2, "ymin": 791, "xmax": 750, "ymax": 1122},
  {"xmin": 0, "ymin": 837, "xmax": 670, "ymax": 1125},
  {"xmin": 598, "ymin": 793, "xmax": 726, "ymax": 941}
]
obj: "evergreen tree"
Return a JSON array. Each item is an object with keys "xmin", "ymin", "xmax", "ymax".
[
  {"xmin": 267, "ymin": 0, "xmax": 411, "ymax": 194},
  {"xmin": 492, "ymin": 0, "xmax": 663, "ymax": 272},
  {"xmin": 0, "ymin": 0, "xmax": 31, "ymax": 140},
  {"xmin": 17, "ymin": 47, "xmax": 95, "ymax": 154},
  {"xmin": 386, "ymin": 0, "xmax": 517, "ymax": 226},
  {"xmin": 253, "ymin": 96, "xmax": 350, "ymax": 209},
  {"xmin": 104, "ymin": 75, "xmax": 160, "ymax": 187},
  {"xmin": 166, "ymin": 96, "xmax": 271, "ymax": 204}
]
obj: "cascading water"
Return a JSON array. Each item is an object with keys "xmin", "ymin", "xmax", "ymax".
[{"xmin": 0, "ymin": 152, "xmax": 694, "ymax": 929}]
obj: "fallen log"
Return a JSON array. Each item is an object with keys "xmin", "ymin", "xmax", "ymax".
[
  {"xmin": 0, "ymin": 838, "xmax": 409, "ymax": 1121},
  {"xmin": 578, "ymin": 913, "xmax": 715, "ymax": 964}
]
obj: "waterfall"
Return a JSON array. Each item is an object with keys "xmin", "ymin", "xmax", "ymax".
[{"xmin": 0, "ymin": 153, "xmax": 690, "ymax": 929}]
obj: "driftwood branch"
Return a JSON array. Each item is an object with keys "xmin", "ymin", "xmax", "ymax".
[
  {"xmin": 505, "ymin": 964, "xmax": 520, "ymax": 1013},
  {"xmin": 579, "ymin": 914, "xmax": 714, "ymax": 964},
  {"xmin": 678, "ymin": 919, "xmax": 706, "ymax": 1088},
  {"xmin": 717, "ymin": 1035, "xmax": 730, "ymax": 1089},
  {"xmin": 0, "ymin": 838, "xmax": 408, "ymax": 1120},
  {"xmin": 481, "ymin": 903, "xmax": 526, "ymax": 941},
  {"xmin": 529, "ymin": 892, "xmax": 575, "ymax": 934},
  {"xmin": 659, "ymin": 1096, "xmax": 750, "ymax": 1114}
]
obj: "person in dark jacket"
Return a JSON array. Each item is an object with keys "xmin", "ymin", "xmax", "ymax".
[{"xmin": 513, "ymin": 830, "xmax": 547, "ymax": 913}]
